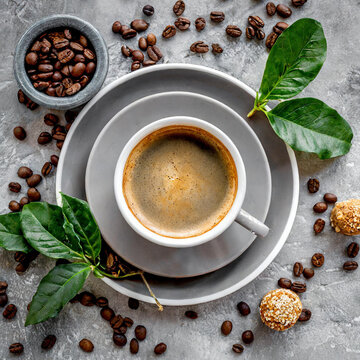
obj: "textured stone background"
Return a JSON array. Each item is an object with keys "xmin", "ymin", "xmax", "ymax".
[{"xmin": 1, "ymin": 0, "xmax": 360, "ymax": 359}]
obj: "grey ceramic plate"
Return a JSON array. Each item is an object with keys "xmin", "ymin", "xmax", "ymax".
[
  {"xmin": 56, "ymin": 64, "xmax": 298, "ymax": 306},
  {"xmin": 85, "ymin": 92, "xmax": 272, "ymax": 278}
]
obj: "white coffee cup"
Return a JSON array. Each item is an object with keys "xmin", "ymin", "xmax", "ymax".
[{"xmin": 114, "ymin": 116, "xmax": 269, "ymax": 248}]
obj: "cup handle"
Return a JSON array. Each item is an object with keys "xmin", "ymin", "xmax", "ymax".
[{"xmin": 235, "ymin": 209, "xmax": 269, "ymax": 237}]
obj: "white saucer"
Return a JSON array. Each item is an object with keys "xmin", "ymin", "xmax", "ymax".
[{"xmin": 85, "ymin": 91, "xmax": 271, "ymax": 278}]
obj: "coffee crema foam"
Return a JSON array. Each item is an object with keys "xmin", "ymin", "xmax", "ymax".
[{"xmin": 123, "ymin": 125, "xmax": 237, "ymax": 238}]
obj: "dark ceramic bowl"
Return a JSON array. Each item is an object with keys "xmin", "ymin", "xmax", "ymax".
[{"xmin": 14, "ymin": 14, "xmax": 109, "ymax": 110}]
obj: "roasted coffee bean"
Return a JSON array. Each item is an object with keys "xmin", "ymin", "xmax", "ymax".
[
  {"xmin": 324, "ymin": 193, "xmax": 337, "ymax": 203},
  {"xmin": 50, "ymin": 155, "xmax": 59, "ymax": 167},
  {"xmin": 41, "ymin": 162, "xmax": 53, "ymax": 177},
  {"xmin": 185, "ymin": 310, "xmax": 198, "ymax": 319},
  {"xmin": 96, "ymin": 297, "xmax": 108, "ymax": 307},
  {"xmin": 15, "ymin": 261, "xmax": 29, "ymax": 273},
  {"xmin": 277, "ymin": 4, "xmax": 292, "ymax": 18},
  {"xmin": 143, "ymin": 5, "xmax": 154, "ymax": 16},
  {"xmin": 64, "ymin": 29, "xmax": 72, "ymax": 39},
  {"xmin": 175, "ymin": 17, "xmax": 191, "ymax": 31},
  {"xmin": 190, "ymin": 41, "xmax": 209, "ymax": 53},
  {"xmin": 237, "ymin": 301, "xmax": 251, "ymax": 316},
  {"xmin": 79, "ymin": 35, "xmax": 88, "ymax": 47},
  {"xmin": 313, "ymin": 202, "xmax": 328, "ymax": 213},
  {"xmin": 128, "ymin": 297, "xmax": 139, "ymax": 310},
  {"xmin": 79, "ymin": 75, "xmax": 89, "ymax": 88},
  {"xmin": 0, "ymin": 281, "xmax": 8, "ymax": 293},
  {"xmin": 291, "ymin": 281, "xmax": 306, "ymax": 293},
  {"xmin": 221, "ymin": 320, "xmax": 233, "ymax": 335},
  {"xmin": 292, "ymin": 0, "xmax": 307, "ymax": 6},
  {"xmin": 58, "ymin": 48, "xmax": 75, "ymax": 63},
  {"xmin": 18, "ymin": 166, "xmax": 33, "ymax": 179},
  {"xmin": 3, "ymin": 303, "xmax": 17, "ymax": 319},
  {"xmin": 246, "ymin": 26, "xmax": 256, "ymax": 39},
  {"xmin": 307, "ymin": 178, "xmax": 320, "ymax": 193},
  {"xmin": 100, "ymin": 307, "xmax": 114, "ymax": 321},
  {"xmin": 121, "ymin": 45, "xmax": 132, "ymax": 58},
  {"xmin": 34, "ymin": 81, "xmax": 51, "ymax": 91},
  {"xmin": 195, "ymin": 17, "xmax": 206, "ymax": 31},
  {"xmin": 52, "ymin": 124, "xmax": 66, "ymax": 136},
  {"xmin": 139, "ymin": 37, "xmax": 148, "ymax": 51},
  {"xmin": 38, "ymin": 64, "xmax": 53, "ymax": 73},
  {"xmin": 131, "ymin": 19, "xmax": 149, "ymax": 32},
  {"xmin": 110, "ymin": 314, "xmax": 124, "ymax": 329},
  {"xmin": 53, "ymin": 37, "xmax": 69, "ymax": 49},
  {"xmin": 120, "ymin": 25, "xmax": 130, "ymax": 34},
  {"xmin": 212, "ymin": 43, "xmax": 223, "ymax": 54},
  {"xmin": 256, "ymin": 29, "xmax": 265, "ymax": 40},
  {"xmin": 131, "ymin": 61, "xmax": 141, "ymax": 72},
  {"xmin": 114, "ymin": 325, "xmax": 127, "ymax": 335},
  {"xmin": 9, "ymin": 201, "xmax": 21, "ymax": 212},
  {"xmin": 74, "ymin": 54, "xmax": 85, "ymax": 63},
  {"xmin": 248, "ymin": 16, "xmax": 264, "ymax": 29},
  {"xmin": 303, "ymin": 268, "xmax": 314, "ymax": 279},
  {"xmin": 266, "ymin": 2, "xmax": 276, "ymax": 16},
  {"xmin": 242, "ymin": 330, "xmax": 254, "ymax": 344},
  {"xmin": 9, "ymin": 343, "xmax": 24, "ymax": 355},
  {"xmin": 154, "ymin": 343, "xmax": 167, "ymax": 355},
  {"xmin": 122, "ymin": 29, "xmax": 137, "ymax": 40},
  {"xmin": 135, "ymin": 325, "xmax": 146, "ymax": 341},
  {"xmin": 17, "ymin": 89, "xmax": 26, "ymax": 103},
  {"xmin": 44, "ymin": 114, "xmax": 59, "ymax": 127},
  {"xmin": 66, "ymin": 83, "xmax": 81, "ymax": 96},
  {"xmin": 343, "ymin": 261, "xmax": 358, "ymax": 271},
  {"xmin": 0, "ymin": 294, "xmax": 8, "ymax": 307},
  {"xmin": 19, "ymin": 197, "xmax": 29, "ymax": 208},
  {"xmin": 299, "ymin": 309, "xmax": 311, "ymax": 321},
  {"xmin": 226, "ymin": 25, "xmax": 242, "ymax": 38},
  {"xmin": 210, "ymin": 11, "xmax": 225, "ymax": 23},
  {"xmin": 273, "ymin": 22, "xmax": 289, "ymax": 34},
  {"xmin": 86, "ymin": 62, "xmax": 96, "ymax": 74},
  {"xmin": 71, "ymin": 63, "xmax": 86, "ymax": 77},
  {"xmin": 80, "ymin": 291, "xmax": 96, "ymax": 306},
  {"xmin": 9, "ymin": 182, "xmax": 21, "ymax": 193},
  {"xmin": 312, "ymin": 253, "xmax": 324, "ymax": 267},
  {"xmin": 278, "ymin": 277, "xmax": 292, "ymax": 289},
  {"xmin": 130, "ymin": 338, "xmax": 139, "ymax": 354},
  {"xmin": 162, "ymin": 25, "xmax": 176, "ymax": 39},
  {"xmin": 293, "ymin": 262, "xmax": 304, "ymax": 277},
  {"xmin": 314, "ymin": 219, "xmax": 325, "ymax": 234},
  {"xmin": 38, "ymin": 131, "xmax": 52, "ymax": 145},
  {"xmin": 55, "ymin": 84, "xmax": 65, "ymax": 97},
  {"xmin": 56, "ymin": 141, "xmax": 64, "ymax": 150},
  {"xmin": 232, "ymin": 344, "xmax": 244, "ymax": 354},
  {"xmin": 113, "ymin": 333, "xmax": 127, "ymax": 347},
  {"xmin": 132, "ymin": 50, "xmax": 144, "ymax": 62},
  {"xmin": 347, "ymin": 242, "xmax": 359, "ymax": 258},
  {"xmin": 79, "ymin": 339, "xmax": 94, "ymax": 353},
  {"xmin": 41, "ymin": 335, "xmax": 57, "ymax": 350},
  {"xmin": 26, "ymin": 51, "xmax": 38, "ymax": 65},
  {"xmin": 266, "ymin": 32, "xmax": 278, "ymax": 49},
  {"xmin": 147, "ymin": 45, "xmax": 163, "ymax": 62},
  {"xmin": 13, "ymin": 126, "xmax": 26, "ymax": 140},
  {"xmin": 112, "ymin": 21, "xmax": 122, "ymax": 33},
  {"xmin": 143, "ymin": 60, "xmax": 156, "ymax": 67},
  {"xmin": 173, "ymin": 0, "xmax": 185, "ymax": 16},
  {"xmin": 147, "ymin": 33, "xmax": 157, "ymax": 46},
  {"xmin": 27, "ymin": 174, "xmax": 42, "ymax": 187},
  {"xmin": 14, "ymin": 251, "xmax": 27, "ymax": 263}
]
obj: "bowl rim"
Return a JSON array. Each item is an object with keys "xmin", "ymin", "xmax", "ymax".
[{"xmin": 13, "ymin": 14, "xmax": 109, "ymax": 110}]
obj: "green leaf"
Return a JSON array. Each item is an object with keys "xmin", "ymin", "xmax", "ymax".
[
  {"xmin": 63, "ymin": 218, "xmax": 83, "ymax": 254},
  {"xmin": 0, "ymin": 213, "xmax": 32, "ymax": 253},
  {"xmin": 21, "ymin": 203, "xmax": 84, "ymax": 260},
  {"xmin": 60, "ymin": 193, "xmax": 101, "ymax": 261},
  {"xmin": 266, "ymin": 98, "xmax": 353, "ymax": 159},
  {"xmin": 26, "ymin": 263, "xmax": 91, "ymax": 326},
  {"xmin": 258, "ymin": 18, "xmax": 327, "ymax": 103}
]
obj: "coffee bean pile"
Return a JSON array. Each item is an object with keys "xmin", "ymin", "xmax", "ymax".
[{"xmin": 25, "ymin": 28, "xmax": 97, "ymax": 97}]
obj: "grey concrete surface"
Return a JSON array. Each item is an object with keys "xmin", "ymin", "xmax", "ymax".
[{"xmin": 1, "ymin": 0, "xmax": 360, "ymax": 359}]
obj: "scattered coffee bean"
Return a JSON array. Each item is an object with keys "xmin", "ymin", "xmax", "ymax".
[
  {"xmin": 16, "ymin": 262, "xmax": 29, "ymax": 273},
  {"xmin": 307, "ymin": 178, "xmax": 320, "ymax": 193},
  {"xmin": 211, "ymin": 43, "xmax": 223, "ymax": 54},
  {"xmin": 195, "ymin": 17, "xmax": 206, "ymax": 31},
  {"xmin": 312, "ymin": 253, "xmax": 324, "ymax": 267},
  {"xmin": 13, "ymin": 126, "xmax": 27, "ymax": 140},
  {"xmin": 9, "ymin": 343, "xmax": 24, "ymax": 355},
  {"xmin": 41, "ymin": 335, "xmax": 57, "ymax": 350},
  {"xmin": 303, "ymin": 268, "xmax": 314, "ymax": 279},
  {"xmin": 44, "ymin": 113, "xmax": 59, "ymax": 126},
  {"xmin": 343, "ymin": 261, "xmax": 358, "ymax": 271},
  {"xmin": 0, "ymin": 281, "xmax": 8, "ymax": 293},
  {"xmin": 147, "ymin": 33, "xmax": 157, "ymax": 46},
  {"xmin": 190, "ymin": 41, "xmax": 209, "ymax": 53},
  {"xmin": 131, "ymin": 61, "xmax": 141, "ymax": 72},
  {"xmin": 128, "ymin": 297, "xmax": 139, "ymax": 310},
  {"xmin": 314, "ymin": 219, "xmax": 325, "ymax": 234},
  {"xmin": 147, "ymin": 45, "xmax": 163, "ymax": 62},
  {"xmin": 232, "ymin": 344, "xmax": 244, "ymax": 354},
  {"xmin": 0, "ymin": 294, "xmax": 8, "ymax": 307},
  {"xmin": 210, "ymin": 11, "xmax": 225, "ymax": 23},
  {"xmin": 96, "ymin": 297, "xmax": 108, "ymax": 308},
  {"xmin": 175, "ymin": 17, "xmax": 191, "ymax": 31},
  {"xmin": 9, "ymin": 182, "xmax": 21, "ymax": 193},
  {"xmin": 313, "ymin": 202, "xmax": 328, "ymax": 213},
  {"xmin": 100, "ymin": 307, "xmax": 114, "ymax": 321},
  {"xmin": 79, "ymin": 291, "xmax": 96, "ymax": 306},
  {"xmin": 265, "ymin": 32, "xmax": 278, "ymax": 49},
  {"xmin": 3, "ymin": 303, "xmax": 17, "ymax": 319},
  {"xmin": 237, "ymin": 301, "xmax": 251, "ymax": 316},
  {"xmin": 143, "ymin": 4, "xmax": 155, "ymax": 16},
  {"xmin": 266, "ymin": 2, "xmax": 276, "ymax": 16},
  {"xmin": 19, "ymin": 197, "xmax": 29, "ymax": 208},
  {"xmin": 242, "ymin": 330, "xmax": 254, "ymax": 344},
  {"xmin": 347, "ymin": 242, "xmax": 359, "ymax": 258},
  {"xmin": 123, "ymin": 317, "xmax": 134, "ymax": 327},
  {"xmin": 323, "ymin": 193, "xmax": 337, "ymax": 203},
  {"xmin": 277, "ymin": 4, "xmax": 292, "ymax": 18},
  {"xmin": 221, "ymin": 320, "xmax": 232, "ymax": 335},
  {"xmin": 113, "ymin": 333, "xmax": 127, "ymax": 347},
  {"xmin": 56, "ymin": 140, "xmax": 64, "ymax": 150},
  {"xmin": 135, "ymin": 325, "xmax": 147, "ymax": 341},
  {"xmin": 138, "ymin": 37, "xmax": 148, "ymax": 51},
  {"xmin": 248, "ymin": 16, "xmax": 264, "ymax": 29},
  {"xmin": 226, "ymin": 25, "xmax": 242, "ymax": 38},
  {"xmin": 131, "ymin": 19, "xmax": 149, "ymax": 32},
  {"xmin": 122, "ymin": 28, "xmax": 137, "ymax": 40},
  {"xmin": 18, "ymin": 166, "xmax": 33, "ymax": 179},
  {"xmin": 278, "ymin": 278, "xmax": 292, "ymax": 289},
  {"xmin": 154, "ymin": 343, "xmax": 167, "ymax": 355},
  {"xmin": 273, "ymin": 22, "xmax": 289, "ymax": 34},
  {"xmin": 65, "ymin": 110, "xmax": 77, "ymax": 123},
  {"xmin": 9, "ymin": 201, "xmax": 21, "ymax": 212},
  {"xmin": 26, "ymin": 174, "xmax": 42, "ymax": 187},
  {"xmin": 291, "ymin": 281, "xmax": 306, "ymax": 293},
  {"xmin": 185, "ymin": 310, "xmax": 198, "ymax": 319},
  {"xmin": 256, "ymin": 29, "xmax": 266, "ymax": 40},
  {"xmin": 298, "ymin": 308, "xmax": 311, "ymax": 322},
  {"xmin": 120, "ymin": 25, "xmax": 130, "ymax": 35},
  {"xmin": 18, "ymin": 89, "xmax": 38, "ymax": 110},
  {"xmin": 130, "ymin": 338, "xmax": 139, "ymax": 354},
  {"xmin": 173, "ymin": 0, "xmax": 185, "ymax": 16},
  {"xmin": 292, "ymin": 0, "xmax": 307, "ymax": 6},
  {"xmin": 132, "ymin": 50, "xmax": 144, "ymax": 62},
  {"xmin": 41, "ymin": 162, "xmax": 53, "ymax": 177},
  {"xmin": 293, "ymin": 262, "xmax": 304, "ymax": 277},
  {"xmin": 246, "ymin": 27, "xmax": 256, "ymax": 39},
  {"xmin": 79, "ymin": 339, "xmax": 94, "ymax": 353},
  {"xmin": 114, "ymin": 325, "xmax": 127, "ymax": 335},
  {"xmin": 162, "ymin": 25, "xmax": 176, "ymax": 39},
  {"xmin": 121, "ymin": 45, "xmax": 132, "ymax": 58},
  {"xmin": 143, "ymin": 60, "xmax": 156, "ymax": 67},
  {"xmin": 38, "ymin": 131, "xmax": 52, "ymax": 145},
  {"xmin": 112, "ymin": 21, "xmax": 122, "ymax": 33},
  {"xmin": 14, "ymin": 251, "xmax": 27, "ymax": 263},
  {"xmin": 110, "ymin": 315, "xmax": 124, "ymax": 329}
]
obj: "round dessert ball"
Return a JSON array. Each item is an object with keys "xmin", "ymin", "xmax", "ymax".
[
  {"xmin": 259, "ymin": 289, "xmax": 302, "ymax": 331},
  {"xmin": 331, "ymin": 199, "xmax": 360, "ymax": 235}
]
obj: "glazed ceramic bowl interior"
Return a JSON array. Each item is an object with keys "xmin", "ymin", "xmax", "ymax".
[{"xmin": 13, "ymin": 14, "xmax": 109, "ymax": 110}]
